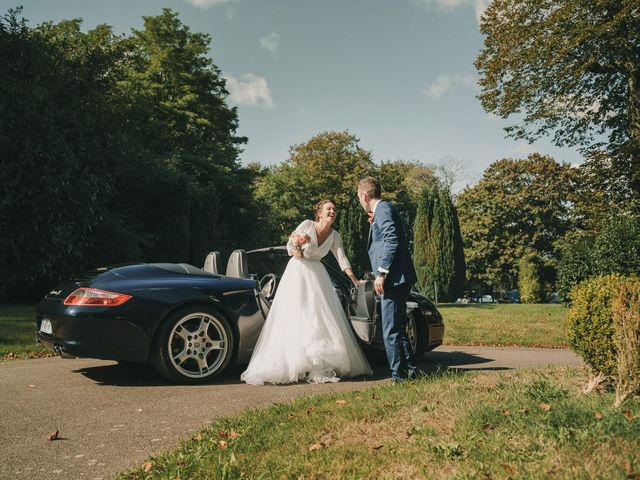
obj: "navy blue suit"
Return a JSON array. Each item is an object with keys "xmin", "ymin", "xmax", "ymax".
[{"xmin": 367, "ymin": 200, "xmax": 418, "ymax": 380}]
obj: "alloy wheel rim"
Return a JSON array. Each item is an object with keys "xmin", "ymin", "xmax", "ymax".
[
  {"xmin": 167, "ymin": 312, "xmax": 228, "ymax": 379},
  {"xmin": 406, "ymin": 315, "xmax": 417, "ymax": 354}
]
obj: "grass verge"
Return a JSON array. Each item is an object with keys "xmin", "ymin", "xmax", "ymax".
[
  {"xmin": 0, "ymin": 304, "xmax": 53, "ymax": 360},
  {"xmin": 440, "ymin": 303, "xmax": 569, "ymax": 348},
  {"xmin": 119, "ymin": 367, "xmax": 638, "ymax": 480}
]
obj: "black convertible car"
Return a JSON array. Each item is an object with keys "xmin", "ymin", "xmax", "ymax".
[{"xmin": 36, "ymin": 247, "xmax": 444, "ymax": 384}]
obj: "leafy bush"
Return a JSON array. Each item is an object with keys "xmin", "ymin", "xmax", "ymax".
[
  {"xmin": 518, "ymin": 252, "xmax": 543, "ymax": 303},
  {"xmin": 612, "ymin": 278, "xmax": 640, "ymax": 406},
  {"xmin": 567, "ymin": 274, "xmax": 626, "ymax": 378}
]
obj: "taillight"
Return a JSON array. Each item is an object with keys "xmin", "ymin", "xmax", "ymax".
[{"xmin": 63, "ymin": 288, "xmax": 132, "ymax": 306}]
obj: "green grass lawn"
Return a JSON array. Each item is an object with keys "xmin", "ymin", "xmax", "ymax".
[
  {"xmin": 118, "ymin": 366, "xmax": 639, "ymax": 480},
  {"xmin": 0, "ymin": 304, "xmax": 52, "ymax": 360},
  {"xmin": 440, "ymin": 303, "xmax": 569, "ymax": 348}
]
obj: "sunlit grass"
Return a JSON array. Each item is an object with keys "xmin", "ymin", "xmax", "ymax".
[
  {"xmin": 440, "ymin": 303, "xmax": 569, "ymax": 348},
  {"xmin": 118, "ymin": 367, "xmax": 639, "ymax": 479},
  {"xmin": 0, "ymin": 304, "xmax": 52, "ymax": 360}
]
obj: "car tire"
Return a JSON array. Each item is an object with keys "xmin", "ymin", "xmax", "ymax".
[
  {"xmin": 151, "ymin": 305, "xmax": 235, "ymax": 384},
  {"xmin": 406, "ymin": 313, "xmax": 427, "ymax": 358}
]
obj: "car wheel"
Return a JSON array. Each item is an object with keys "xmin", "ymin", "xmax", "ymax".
[
  {"xmin": 406, "ymin": 313, "xmax": 427, "ymax": 358},
  {"xmin": 151, "ymin": 305, "xmax": 235, "ymax": 384}
]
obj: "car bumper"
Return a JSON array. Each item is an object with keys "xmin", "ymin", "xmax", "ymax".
[{"xmin": 36, "ymin": 310, "xmax": 151, "ymax": 362}]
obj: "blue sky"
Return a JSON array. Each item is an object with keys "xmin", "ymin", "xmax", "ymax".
[{"xmin": 4, "ymin": 0, "xmax": 584, "ymax": 190}]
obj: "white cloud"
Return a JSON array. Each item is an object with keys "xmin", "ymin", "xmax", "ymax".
[
  {"xmin": 224, "ymin": 73, "xmax": 274, "ymax": 109},
  {"xmin": 424, "ymin": 74, "xmax": 476, "ymax": 99},
  {"xmin": 412, "ymin": 0, "xmax": 489, "ymax": 24},
  {"xmin": 259, "ymin": 32, "xmax": 279, "ymax": 54},
  {"xmin": 185, "ymin": 0, "xmax": 230, "ymax": 8}
]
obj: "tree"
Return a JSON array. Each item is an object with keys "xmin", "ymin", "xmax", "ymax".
[
  {"xmin": 0, "ymin": 10, "xmax": 131, "ymax": 299},
  {"xmin": 254, "ymin": 131, "xmax": 375, "ymax": 241},
  {"xmin": 568, "ymin": 151, "xmax": 640, "ymax": 237},
  {"xmin": 336, "ymin": 194, "xmax": 370, "ymax": 277},
  {"xmin": 376, "ymin": 160, "xmax": 440, "ymax": 243},
  {"xmin": 121, "ymin": 8, "xmax": 249, "ymax": 261},
  {"xmin": 476, "ymin": 0, "xmax": 640, "ymax": 195},
  {"xmin": 456, "ymin": 154, "xmax": 575, "ymax": 291},
  {"xmin": 413, "ymin": 184, "xmax": 466, "ymax": 301},
  {"xmin": 0, "ymin": 8, "xmax": 253, "ymax": 299}
]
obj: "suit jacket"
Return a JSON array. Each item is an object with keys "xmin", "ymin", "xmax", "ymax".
[{"xmin": 367, "ymin": 200, "xmax": 417, "ymax": 288}]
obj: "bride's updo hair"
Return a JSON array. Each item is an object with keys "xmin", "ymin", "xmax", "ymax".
[{"xmin": 314, "ymin": 199, "xmax": 335, "ymax": 221}]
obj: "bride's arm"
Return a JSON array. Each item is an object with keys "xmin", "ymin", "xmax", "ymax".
[{"xmin": 331, "ymin": 231, "xmax": 360, "ymax": 287}]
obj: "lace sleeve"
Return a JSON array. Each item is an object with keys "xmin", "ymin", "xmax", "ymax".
[
  {"xmin": 287, "ymin": 220, "xmax": 312, "ymax": 256},
  {"xmin": 330, "ymin": 231, "xmax": 352, "ymax": 271}
]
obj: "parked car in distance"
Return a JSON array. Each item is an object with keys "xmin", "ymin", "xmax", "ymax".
[{"xmin": 36, "ymin": 246, "xmax": 445, "ymax": 384}]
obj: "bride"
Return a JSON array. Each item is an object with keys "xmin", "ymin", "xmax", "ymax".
[{"xmin": 241, "ymin": 199, "xmax": 373, "ymax": 385}]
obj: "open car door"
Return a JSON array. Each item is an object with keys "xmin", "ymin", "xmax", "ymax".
[{"xmin": 349, "ymin": 279, "xmax": 377, "ymax": 344}]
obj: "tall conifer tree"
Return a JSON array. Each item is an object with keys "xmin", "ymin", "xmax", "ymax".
[
  {"xmin": 413, "ymin": 184, "xmax": 465, "ymax": 301},
  {"xmin": 337, "ymin": 195, "xmax": 370, "ymax": 277}
]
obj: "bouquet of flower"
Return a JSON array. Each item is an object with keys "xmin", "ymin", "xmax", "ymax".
[{"xmin": 291, "ymin": 233, "xmax": 311, "ymax": 252}]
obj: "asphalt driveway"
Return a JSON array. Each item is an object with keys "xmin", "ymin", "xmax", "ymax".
[{"xmin": 0, "ymin": 346, "xmax": 582, "ymax": 480}]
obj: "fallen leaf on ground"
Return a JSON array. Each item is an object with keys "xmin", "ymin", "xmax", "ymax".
[
  {"xmin": 371, "ymin": 444, "xmax": 384, "ymax": 450},
  {"xmin": 502, "ymin": 409, "xmax": 510, "ymax": 416},
  {"xmin": 623, "ymin": 410, "xmax": 634, "ymax": 421},
  {"xmin": 594, "ymin": 411, "xmax": 603, "ymax": 419},
  {"xmin": 47, "ymin": 429, "xmax": 59, "ymax": 441},
  {"xmin": 193, "ymin": 433, "xmax": 203, "ymax": 441},
  {"xmin": 143, "ymin": 461, "xmax": 153, "ymax": 473},
  {"xmin": 539, "ymin": 403, "xmax": 551, "ymax": 411},
  {"xmin": 309, "ymin": 442, "xmax": 325, "ymax": 451},
  {"xmin": 335, "ymin": 400, "xmax": 347, "ymax": 405},
  {"xmin": 228, "ymin": 431, "xmax": 241, "ymax": 439},
  {"xmin": 306, "ymin": 407, "xmax": 315, "ymax": 414},
  {"xmin": 218, "ymin": 440, "xmax": 228, "ymax": 449}
]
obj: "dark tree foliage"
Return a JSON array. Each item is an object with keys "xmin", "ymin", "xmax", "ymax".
[
  {"xmin": 0, "ymin": 8, "xmax": 252, "ymax": 300},
  {"xmin": 337, "ymin": 194, "xmax": 370, "ymax": 277},
  {"xmin": 557, "ymin": 213, "xmax": 640, "ymax": 301},
  {"xmin": 0, "ymin": 10, "xmax": 129, "ymax": 298},
  {"xmin": 413, "ymin": 184, "xmax": 466, "ymax": 302}
]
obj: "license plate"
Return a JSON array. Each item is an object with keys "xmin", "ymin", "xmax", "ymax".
[{"xmin": 40, "ymin": 319, "xmax": 53, "ymax": 334}]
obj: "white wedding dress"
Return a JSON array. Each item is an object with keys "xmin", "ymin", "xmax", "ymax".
[{"xmin": 241, "ymin": 219, "xmax": 373, "ymax": 385}]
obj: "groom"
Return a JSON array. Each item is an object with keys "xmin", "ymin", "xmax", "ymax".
[{"xmin": 357, "ymin": 176, "xmax": 419, "ymax": 383}]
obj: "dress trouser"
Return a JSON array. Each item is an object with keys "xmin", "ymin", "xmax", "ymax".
[{"xmin": 379, "ymin": 282, "xmax": 417, "ymax": 380}]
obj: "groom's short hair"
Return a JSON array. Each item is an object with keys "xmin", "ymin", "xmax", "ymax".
[{"xmin": 358, "ymin": 176, "xmax": 381, "ymax": 199}]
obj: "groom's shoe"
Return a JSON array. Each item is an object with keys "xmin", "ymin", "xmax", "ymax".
[{"xmin": 391, "ymin": 377, "xmax": 405, "ymax": 385}]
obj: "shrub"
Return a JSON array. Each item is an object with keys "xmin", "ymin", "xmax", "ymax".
[
  {"xmin": 612, "ymin": 278, "xmax": 640, "ymax": 407},
  {"xmin": 518, "ymin": 252, "xmax": 543, "ymax": 303},
  {"xmin": 567, "ymin": 274, "xmax": 626, "ymax": 381}
]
